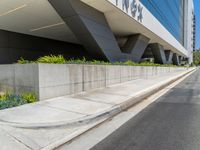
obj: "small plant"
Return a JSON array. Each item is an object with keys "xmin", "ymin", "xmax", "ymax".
[
  {"xmin": 123, "ymin": 60, "xmax": 137, "ymax": 66},
  {"xmin": 37, "ymin": 54, "xmax": 66, "ymax": 64},
  {"xmin": 112, "ymin": 61, "xmax": 124, "ymax": 65},
  {"xmin": 17, "ymin": 57, "xmax": 30, "ymax": 64},
  {"xmin": 0, "ymin": 92, "xmax": 38, "ymax": 110},
  {"xmin": 16, "ymin": 54, "xmax": 185, "ymax": 67},
  {"xmin": 90, "ymin": 60, "xmax": 111, "ymax": 65},
  {"xmin": 0, "ymin": 93, "xmax": 26, "ymax": 110},
  {"xmin": 66, "ymin": 57, "xmax": 88, "ymax": 64},
  {"xmin": 0, "ymin": 92, "xmax": 13, "ymax": 101},
  {"xmin": 21, "ymin": 92, "xmax": 37, "ymax": 103}
]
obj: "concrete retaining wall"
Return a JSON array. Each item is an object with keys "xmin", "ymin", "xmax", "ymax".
[
  {"xmin": 0, "ymin": 64, "xmax": 188, "ymax": 100},
  {"xmin": 0, "ymin": 64, "xmax": 39, "ymax": 95}
]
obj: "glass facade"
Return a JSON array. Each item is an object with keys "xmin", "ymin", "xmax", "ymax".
[{"xmin": 140, "ymin": 0, "xmax": 184, "ymax": 45}]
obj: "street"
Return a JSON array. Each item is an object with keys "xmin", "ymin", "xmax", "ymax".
[{"xmin": 92, "ymin": 69, "xmax": 200, "ymax": 150}]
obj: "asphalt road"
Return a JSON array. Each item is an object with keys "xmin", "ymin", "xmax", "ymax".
[{"xmin": 92, "ymin": 69, "xmax": 200, "ymax": 150}]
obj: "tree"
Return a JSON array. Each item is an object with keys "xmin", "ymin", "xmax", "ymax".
[{"xmin": 193, "ymin": 50, "xmax": 200, "ymax": 65}]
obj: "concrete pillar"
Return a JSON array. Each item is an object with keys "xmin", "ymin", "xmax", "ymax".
[
  {"xmin": 149, "ymin": 43, "xmax": 167, "ymax": 64},
  {"xmin": 179, "ymin": 56, "xmax": 185, "ymax": 65},
  {"xmin": 179, "ymin": 56, "xmax": 183, "ymax": 61},
  {"xmin": 122, "ymin": 34, "xmax": 150, "ymax": 62},
  {"xmin": 48, "ymin": 0, "xmax": 122, "ymax": 61},
  {"xmin": 142, "ymin": 47, "xmax": 153, "ymax": 58},
  {"xmin": 164, "ymin": 50, "xmax": 173, "ymax": 64},
  {"xmin": 172, "ymin": 53, "xmax": 180, "ymax": 65},
  {"xmin": 48, "ymin": 0, "xmax": 149, "ymax": 62}
]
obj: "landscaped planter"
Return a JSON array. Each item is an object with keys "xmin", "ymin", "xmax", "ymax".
[{"xmin": 0, "ymin": 64, "xmax": 188, "ymax": 101}]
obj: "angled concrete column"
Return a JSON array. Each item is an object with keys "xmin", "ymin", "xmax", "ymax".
[
  {"xmin": 184, "ymin": 57, "xmax": 189, "ymax": 63},
  {"xmin": 172, "ymin": 53, "xmax": 180, "ymax": 65},
  {"xmin": 122, "ymin": 34, "xmax": 150, "ymax": 62},
  {"xmin": 48, "ymin": 0, "xmax": 149, "ymax": 62},
  {"xmin": 149, "ymin": 43, "xmax": 167, "ymax": 64},
  {"xmin": 179, "ymin": 56, "xmax": 184, "ymax": 65},
  {"xmin": 164, "ymin": 50, "xmax": 173, "ymax": 64},
  {"xmin": 179, "ymin": 56, "xmax": 183, "ymax": 61},
  {"xmin": 142, "ymin": 47, "xmax": 153, "ymax": 58},
  {"xmin": 48, "ymin": 0, "xmax": 123, "ymax": 62}
]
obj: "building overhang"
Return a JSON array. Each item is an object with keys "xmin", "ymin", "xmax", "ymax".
[
  {"xmin": 81, "ymin": 0, "xmax": 188, "ymax": 57},
  {"xmin": 0, "ymin": 0, "xmax": 189, "ymax": 58},
  {"xmin": 0, "ymin": 0, "xmax": 80, "ymax": 44}
]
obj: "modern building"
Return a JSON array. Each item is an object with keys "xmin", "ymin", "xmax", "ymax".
[
  {"xmin": 0, "ymin": 0, "xmax": 195, "ymax": 64},
  {"xmin": 193, "ymin": 15, "xmax": 196, "ymax": 51}
]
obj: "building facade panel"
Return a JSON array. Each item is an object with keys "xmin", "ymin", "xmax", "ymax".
[
  {"xmin": 140, "ymin": 0, "xmax": 184, "ymax": 45},
  {"xmin": 106, "ymin": 0, "xmax": 188, "ymax": 56}
]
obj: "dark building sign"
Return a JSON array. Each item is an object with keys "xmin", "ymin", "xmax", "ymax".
[{"xmin": 115, "ymin": 0, "xmax": 143, "ymax": 22}]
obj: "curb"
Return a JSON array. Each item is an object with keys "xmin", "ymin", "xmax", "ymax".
[
  {"xmin": 0, "ymin": 105, "xmax": 122, "ymax": 129},
  {"xmin": 119, "ymin": 68, "xmax": 196, "ymax": 110}
]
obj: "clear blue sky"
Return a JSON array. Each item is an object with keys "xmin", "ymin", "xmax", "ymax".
[{"xmin": 194, "ymin": 0, "xmax": 200, "ymax": 49}]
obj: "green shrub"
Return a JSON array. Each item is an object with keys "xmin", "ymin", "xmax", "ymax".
[
  {"xmin": 66, "ymin": 57, "xmax": 88, "ymax": 64},
  {"xmin": 0, "ymin": 92, "xmax": 11, "ymax": 101},
  {"xmin": 0, "ymin": 92, "xmax": 38, "ymax": 110},
  {"xmin": 21, "ymin": 92, "xmax": 37, "ymax": 103},
  {"xmin": 17, "ymin": 57, "xmax": 30, "ymax": 64},
  {"xmin": 0, "ymin": 94, "xmax": 27, "ymax": 110},
  {"xmin": 16, "ymin": 54, "xmax": 185, "ymax": 67},
  {"xmin": 123, "ymin": 60, "xmax": 137, "ymax": 66},
  {"xmin": 112, "ymin": 61, "xmax": 124, "ymax": 65},
  {"xmin": 37, "ymin": 55, "xmax": 66, "ymax": 64},
  {"xmin": 90, "ymin": 60, "xmax": 111, "ymax": 65},
  {"xmin": 139, "ymin": 62, "xmax": 159, "ymax": 66}
]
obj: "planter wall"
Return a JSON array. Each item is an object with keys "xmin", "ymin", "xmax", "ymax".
[{"xmin": 0, "ymin": 64, "xmax": 188, "ymax": 101}]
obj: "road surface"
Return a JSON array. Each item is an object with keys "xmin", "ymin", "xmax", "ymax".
[{"xmin": 92, "ymin": 69, "xmax": 200, "ymax": 150}]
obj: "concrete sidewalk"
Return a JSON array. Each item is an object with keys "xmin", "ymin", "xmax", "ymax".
[{"xmin": 0, "ymin": 68, "xmax": 195, "ymax": 150}]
